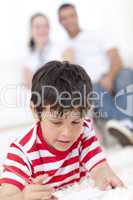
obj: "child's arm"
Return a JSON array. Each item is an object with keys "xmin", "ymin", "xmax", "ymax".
[
  {"xmin": 80, "ymin": 120, "xmax": 124, "ymax": 190},
  {"xmin": 0, "ymin": 184, "xmax": 24, "ymax": 200},
  {"xmin": 89, "ymin": 160, "xmax": 124, "ymax": 190},
  {"xmin": 0, "ymin": 174, "xmax": 57, "ymax": 200},
  {"xmin": 0, "ymin": 140, "xmax": 57, "ymax": 199}
]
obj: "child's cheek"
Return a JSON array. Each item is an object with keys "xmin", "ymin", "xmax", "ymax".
[
  {"xmin": 74, "ymin": 125, "xmax": 84, "ymax": 138},
  {"xmin": 78, "ymin": 123, "xmax": 84, "ymax": 134}
]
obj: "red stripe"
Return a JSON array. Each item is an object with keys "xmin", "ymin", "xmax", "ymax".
[
  {"xmin": 82, "ymin": 136, "xmax": 98, "ymax": 150},
  {"xmin": 19, "ymin": 129, "xmax": 33, "ymax": 146},
  {"xmin": 33, "ymin": 157, "xmax": 79, "ymax": 177},
  {"xmin": 80, "ymin": 171, "xmax": 87, "ymax": 177},
  {"xmin": 82, "ymin": 147, "xmax": 102, "ymax": 163},
  {"xmin": 68, "ymin": 136, "xmax": 81, "ymax": 152},
  {"xmin": 47, "ymin": 168, "xmax": 79, "ymax": 184},
  {"xmin": 9, "ymin": 144, "xmax": 32, "ymax": 172},
  {"xmin": 28, "ymin": 143, "xmax": 48, "ymax": 152},
  {"xmin": 32, "ymin": 157, "xmax": 45, "ymax": 166},
  {"xmin": 30, "ymin": 143, "xmax": 64, "ymax": 152},
  {"xmin": 27, "ymin": 143, "xmax": 38, "ymax": 153},
  {"xmin": 32, "ymin": 155, "xmax": 79, "ymax": 167},
  {"xmin": 34, "ymin": 169, "xmax": 57, "ymax": 177},
  {"xmin": 4, "ymin": 166, "xmax": 30, "ymax": 180},
  {"xmin": 2, "ymin": 121, "xmax": 105, "ymax": 191},
  {"xmin": 0, "ymin": 178, "xmax": 24, "ymax": 190},
  {"xmin": 55, "ymin": 169, "xmax": 88, "ymax": 189},
  {"xmin": 11, "ymin": 143, "xmax": 20, "ymax": 149},
  {"xmin": 89, "ymin": 159, "xmax": 106, "ymax": 172},
  {"xmin": 32, "ymin": 171, "xmax": 45, "ymax": 178},
  {"xmin": 61, "ymin": 156, "xmax": 79, "ymax": 167},
  {"xmin": 32, "ymin": 155, "xmax": 64, "ymax": 166},
  {"xmin": 7, "ymin": 153, "xmax": 26, "ymax": 166}
]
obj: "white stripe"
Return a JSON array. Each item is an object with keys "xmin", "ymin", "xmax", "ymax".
[
  {"xmin": 32, "ymin": 147, "xmax": 78, "ymax": 160},
  {"xmin": 83, "ymin": 127, "xmax": 91, "ymax": 136},
  {"xmin": 22, "ymin": 125, "xmax": 37, "ymax": 152},
  {"xmin": 85, "ymin": 152, "xmax": 105, "ymax": 171},
  {"xmin": 56, "ymin": 162, "xmax": 79, "ymax": 175},
  {"xmin": 36, "ymin": 135, "xmax": 42, "ymax": 144},
  {"xmin": 80, "ymin": 166, "xmax": 86, "ymax": 172},
  {"xmin": 9, "ymin": 147, "xmax": 25, "ymax": 158},
  {"xmin": 34, "ymin": 148, "xmax": 79, "ymax": 172},
  {"xmin": 5, "ymin": 159, "xmax": 31, "ymax": 176},
  {"xmin": 88, "ymin": 130, "xmax": 96, "ymax": 138},
  {"xmin": 83, "ymin": 129, "xmax": 96, "ymax": 140},
  {"xmin": 39, "ymin": 158, "xmax": 79, "ymax": 185},
  {"xmin": 8, "ymin": 146, "xmax": 31, "ymax": 167},
  {"xmin": 8, "ymin": 143, "xmax": 32, "ymax": 172},
  {"xmin": 1, "ymin": 171, "xmax": 26, "ymax": 185},
  {"xmin": 15, "ymin": 124, "xmax": 35, "ymax": 144},
  {"xmin": 28, "ymin": 149, "xmax": 55, "ymax": 160},
  {"xmin": 70, "ymin": 148, "xmax": 79, "ymax": 157},
  {"xmin": 80, "ymin": 140, "xmax": 101, "ymax": 161},
  {"xmin": 34, "ymin": 159, "xmax": 64, "ymax": 172}
]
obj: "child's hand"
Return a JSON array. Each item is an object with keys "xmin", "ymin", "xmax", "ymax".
[
  {"xmin": 90, "ymin": 161, "xmax": 124, "ymax": 190},
  {"xmin": 23, "ymin": 174, "xmax": 58, "ymax": 200}
]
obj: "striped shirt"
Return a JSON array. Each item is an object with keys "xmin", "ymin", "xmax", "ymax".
[{"xmin": 0, "ymin": 119, "xmax": 105, "ymax": 190}]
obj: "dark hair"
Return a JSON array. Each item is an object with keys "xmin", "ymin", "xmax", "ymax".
[
  {"xmin": 28, "ymin": 13, "xmax": 48, "ymax": 51},
  {"xmin": 58, "ymin": 3, "xmax": 75, "ymax": 14},
  {"xmin": 31, "ymin": 60, "xmax": 92, "ymax": 119}
]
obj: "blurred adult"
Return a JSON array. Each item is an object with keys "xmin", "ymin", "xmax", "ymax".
[
  {"xmin": 22, "ymin": 13, "xmax": 61, "ymax": 89},
  {"xmin": 58, "ymin": 3, "xmax": 133, "ymax": 146}
]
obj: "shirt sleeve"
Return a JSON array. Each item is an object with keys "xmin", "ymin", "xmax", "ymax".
[
  {"xmin": 80, "ymin": 119, "xmax": 106, "ymax": 172},
  {"xmin": 0, "ymin": 142, "xmax": 32, "ymax": 190}
]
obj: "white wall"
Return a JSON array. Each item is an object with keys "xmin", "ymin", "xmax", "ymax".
[
  {"xmin": 0, "ymin": 0, "xmax": 133, "ymax": 128},
  {"xmin": 0, "ymin": 0, "xmax": 133, "ymax": 63}
]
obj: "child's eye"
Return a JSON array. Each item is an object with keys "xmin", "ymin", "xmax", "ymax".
[
  {"xmin": 72, "ymin": 121, "xmax": 81, "ymax": 124},
  {"xmin": 52, "ymin": 121, "xmax": 62, "ymax": 125}
]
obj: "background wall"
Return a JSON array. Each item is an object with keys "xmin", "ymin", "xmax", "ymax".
[
  {"xmin": 0, "ymin": 0, "xmax": 133, "ymax": 128},
  {"xmin": 0, "ymin": 0, "xmax": 133, "ymax": 64}
]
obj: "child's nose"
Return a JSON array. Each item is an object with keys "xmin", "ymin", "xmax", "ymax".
[{"xmin": 61, "ymin": 126, "xmax": 71, "ymax": 138}]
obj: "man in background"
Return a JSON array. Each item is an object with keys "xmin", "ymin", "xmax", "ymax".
[{"xmin": 58, "ymin": 3, "xmax": 133, "ymax": 146}]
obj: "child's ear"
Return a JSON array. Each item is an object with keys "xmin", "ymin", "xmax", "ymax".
[{"xmin": 30, "ymin": 101, "xmax": 40, "ymax": 122}]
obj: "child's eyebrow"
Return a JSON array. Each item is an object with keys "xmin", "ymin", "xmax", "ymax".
[
  {"xmin": 49, "ymin": 116, "xmax": 82, "ymax": 121},
  {"xmin": 49, "ymin": 118, "xmax": 63, "ymax": 121}
]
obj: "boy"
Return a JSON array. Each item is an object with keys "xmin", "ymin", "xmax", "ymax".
[{"xmin": 0, "ymin": 61, "xmax": 123, "ymax": 200}]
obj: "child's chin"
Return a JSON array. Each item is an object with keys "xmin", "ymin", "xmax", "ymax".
[{"xmin": 55, "ymin": 144, "xmax": 72, "ymax": 151}]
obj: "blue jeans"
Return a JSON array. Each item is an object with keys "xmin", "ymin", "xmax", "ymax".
[{"xmin": 93, "ymin": 68, "xmax": 133, "ymax": 121}]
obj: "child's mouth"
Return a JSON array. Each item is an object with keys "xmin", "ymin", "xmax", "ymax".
[
  {"xmin": 58, "ymin": 140, "xmax": 70, "ymax": 143},
  {"xmin": 57, "ymin": 140, "xmax": 71, "ymax": 145}
]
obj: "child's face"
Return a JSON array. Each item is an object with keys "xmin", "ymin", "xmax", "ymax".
[{"xmin": 40, "ymin": 107, "xmax": 84, "ymax": 151}]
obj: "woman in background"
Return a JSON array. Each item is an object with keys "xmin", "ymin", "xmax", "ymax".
[{"xmin": 22, "ymin": 13, "xmax": 61, "ymax": 89}]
